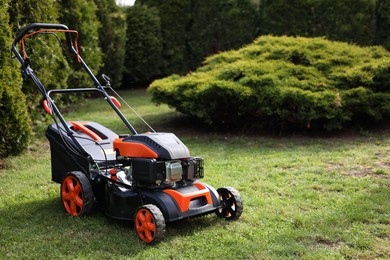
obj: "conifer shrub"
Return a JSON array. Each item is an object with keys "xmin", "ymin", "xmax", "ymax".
[
  {"xmin": 1, "ymin": 0, "xmax": 31, "ymax": 157},
  {"xmin": 0, "ymin": 75, "xmax": 32, "ymax": 157},
  {"xmin": 148, "ymin": 36, "xmax": 390, "ymax": 131}
]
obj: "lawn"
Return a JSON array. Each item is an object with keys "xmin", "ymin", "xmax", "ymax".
[{"xmin": 0, "ymin": 89, "xmax": 389, "ymax": 259}]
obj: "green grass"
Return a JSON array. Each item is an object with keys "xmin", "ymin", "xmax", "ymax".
[{"xmin": 1, "ymin": 90, "xmax": 389, "ymax": 259}]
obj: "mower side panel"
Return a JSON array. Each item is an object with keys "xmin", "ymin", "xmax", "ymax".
[
  {"xmin": 104, "ymin": 185, "xmax": 142, "ymax": 219},
  {"xmin": 141, "ymin": 182, "xmax": 221, "ymax": 222},
  {"xmin": 102, "ymin": 182, "xmax": 221, "ymax": 222},
  {"xmin": 46, "ymin": 121, "xmax": 118, "ymax": 183},
  {"xmin": 46, "ymin": 125, "xmax": 89, "ymax": 183}
]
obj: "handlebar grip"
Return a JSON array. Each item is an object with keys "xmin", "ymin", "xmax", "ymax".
[
  {"xmin": 13, "ymin": 23, "xmax": 69, "ymax": 45},
  {"xmin": 11, "ymin": 23, "xmax": 71, "ymax": 66}
]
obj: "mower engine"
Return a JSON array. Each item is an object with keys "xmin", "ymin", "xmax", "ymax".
[
  {"xmin": 136, "ymin": 157, "xmax": 203, "ymax": 186},
  {"xmin": 113, "ymin": 133, "xmax": 204, "ymax": 188},
  {"xmin": 104, "ymin": 157, "xmax": 204, "ymax": 189}
]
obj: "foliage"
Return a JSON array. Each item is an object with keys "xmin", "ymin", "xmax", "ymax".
[
  {"xmin": 94, "ymin": 0, "xmax": 127, "ymax": 88},
  {"xmin": 0, "ymin": 0, "xmax": 31, "ymax": 157},
  {"xmin": 186, "ymin": 0, "xmax": 258, "ymax": 70},
  {"xmin": 313, "ymin": 0, "xmax": 376, "ymax": 45},
  {"xmin": 8, "ymin": 0, "xmax": 71, "ymax": 123},
  {"xmin": 137, "ymin": 0, "xmax": 257, "ymax": 77},
  {"xmin": 149, "ymin": 36, "xmax": 390, "ymax": 131},
  {"xmin": 259, "ymin": 0, "xmax": 312, "ymax": 36},
  {"xmin": 136, "ymin": 0, "xmax": 191, "ymax": 76},
  {"xmin": 257, "ymin": 0, "xmax": 390, "ymax": 51},
  {"xmin": 58, "ymin": 0, "xmax": 103, "ymax": 88},
  {"xmin": 122, "ymin": 4, "xmax": 162, "ymax": 86},
  {"xmin": 375, "ymin": 0, "xmax": 390, "ymax": 50}
]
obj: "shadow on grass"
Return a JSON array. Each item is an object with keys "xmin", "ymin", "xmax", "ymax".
[
  {"xmin": 0, "ymin": 195, "xmax": 225, "ymax": 257},
  {"xmin": 142, "ymin": 108, "xmax": 390, "ymax": 139}
]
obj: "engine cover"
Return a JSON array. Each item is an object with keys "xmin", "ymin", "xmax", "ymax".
[{"xmin": 113, "ymin": 132, "xmax": 190, "ymax": 160}]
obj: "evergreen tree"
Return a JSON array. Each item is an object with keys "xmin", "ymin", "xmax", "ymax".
[
  {"xmin": 313, "ymin": 0, "xmax": 375, "ymax": 45},
  {"xmin": 259, "ymin": 0, "xmax": 376, "ymax": 46},
  {"xmin": 123, "ymin": 4, "xmax": 162, "ymax": 86},
  {"xmin": 1, "ymin": 0, "xmax": 31, "ymax": 157},
  {"xmin": 58, "ymin": 0, "xmax": 103, "ymax": 88},
  {"xmin": 187, "ymin": 0, "xmax": 257, "ymax": 69},
  {"xmin": 137, "ymin": 0, "xmax": 257, "ymax": 77},
  {"xmin": 137, "ymin": 0, "xmax": 191, "ymax": 76},
  {"xmin": 375, "ymin": 0, "xmax": 390, "ymax": 50},
  {"xmin": 8, "ymin": 0, "xmax": 71, "ymax": 122},
  {"xmin": 94, "ymin": 0, "xmax": 127, "ymax": 88},
  {"xmin": 260, "ymin": 0, "xmax": 311, "ymax": 36}
]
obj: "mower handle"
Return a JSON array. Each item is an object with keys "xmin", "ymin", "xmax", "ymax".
[{"xmin": 11, "ymin": 23, "xmax": 75, "ymax": 66}]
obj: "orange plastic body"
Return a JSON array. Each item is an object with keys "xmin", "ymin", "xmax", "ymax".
[
  {"xmin": 163, "ymin": 183, "xmax": 213, "ymax": 212},
  {"xmin": 113, "ymin": 138, "xmax": 158, "ymax": 158},
  {"xmin": 70, "ymin": 121, "xmax": 102, "ymax": 141},
  {"xmin": 110, "ymin": 96, "xmax": 121, "ymax": 109},
  {"xmin": 43, "ymin": 99, "xmax": 52, "ymax": 115},
  {"xmin": 109, "ymin": 168, "xmax": 118, "ymax": 181}
]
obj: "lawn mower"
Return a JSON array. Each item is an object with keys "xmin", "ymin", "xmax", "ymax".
[{"xmin": 11, "ymin": 23, "xmax": 243, "ymax": 244}]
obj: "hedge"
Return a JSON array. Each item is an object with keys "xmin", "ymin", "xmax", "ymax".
[
  {"xmin": 1, "ymin": 0, "xmax": 31, "ymax": 157},
  {"xmin": 123, "ymin": 4, "xmax": 162, "ymax": 86},
  {"xmin": 148, "ymin": 36, "xmax": 390, "ymax": 131},
  {"xmin": 260, "ymin": 0, "xmax": 376, "ymax": 46},
  {"xmin": 94, "ymin": 0, "xmax": 127, "ymax": 89},
  {"xmin": 136, "ymin": 0, "xmax": 257, "ymax": 78}
]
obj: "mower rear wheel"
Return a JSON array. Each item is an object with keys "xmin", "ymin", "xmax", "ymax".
[
  {"xmin": 60, "ymin": 171, "xmax": 93, "ymax": 217},
  {"xmin": 135, "ymin": 204, "xmax": 166, "ymax": 244},
  {"xmin": 216, "ymin": 186, "xmax": 243, "ymax": 221}
]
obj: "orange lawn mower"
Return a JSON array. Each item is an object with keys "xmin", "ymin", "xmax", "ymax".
[{"xmin": 11, "ymin": 23, "xmax": 243, "ymax": 244}]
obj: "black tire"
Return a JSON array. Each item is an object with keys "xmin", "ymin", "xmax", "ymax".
[
  {"xmin": 216, "ymin": 186, "xmax": 243, "ymax": 221},
  {"xmin": 60, "ymin": 171, "xmax": 94, "ymax": 217},
  {"xmin": 135, "ymin": 204, "xmax": 166, "ymax": 244}
]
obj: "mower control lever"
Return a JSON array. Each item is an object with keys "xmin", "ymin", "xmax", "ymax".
[
  {"xmin": 101, "ymin": 74, "xmax": 111, "ymax": 87},
  {"xmin": 102, "ymin": 74, "xmax": 111, "ymax": 83}
]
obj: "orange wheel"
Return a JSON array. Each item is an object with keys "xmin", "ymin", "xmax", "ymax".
[
  {"xmin": 135, "ymin": 204, "xmax": 165, "ymax": 244},
  {"xmin": 60, "ymin": 171, "xmax": 93, "ymax": 217},
  {"xmin": 216, "ymin": 187, "xmax": 243, "ymax": 221}
]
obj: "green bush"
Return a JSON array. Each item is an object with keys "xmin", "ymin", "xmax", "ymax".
[
  {"xmin": 375, "ymin": 0, "xmax": 390, "ymax": 50},
  {"xmin": 123, "ymin": 4, "xmax": 162, "ymax": 86},
  {"xmin": 137, "ymin": 0, "xmax": 257, "ymax": 77},
  {"xmin": 58, "ymin": 0, "xmax": 102, "ymax": 88},
  {"xmin": 1, "ymin": 0, "xmax": 31, "ymax": 157},
  {"xmin": 0, "ymin": 77, "xmax": 32, "ymax": 158},
  {"xmin": 148, "ymin": 36, "xmax": 390, "ymax": 131},
  {"xmin": 259, "ymin": 0, "xmax": 376, "ymax": 47},
  {"xmin": 94, "ymin": 0, "xmax": 127, "ymax": 89},
  {"xmin": 8, "ymin": 0, "xmax": 72, "ymax": 124}
]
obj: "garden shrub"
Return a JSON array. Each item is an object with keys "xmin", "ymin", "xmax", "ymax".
[
  {"xmin": 148, "ymin": 36, "xmax": 390, "ymax": 131},
  {"xmin": 1, "ymin": 0, "xmax": 31, "ymax": 157},
  {"xmin": 0, "ymin": 78, "xmax": 32, "ymax": 158},
  {"xmin": 94, "ymin": 0, "xmax": 127, "ymax": 89},
  {"xmin": 137, "ymin": 0, "xmax": 257, "ymax": 77},
  {"xmin": 123, "ymin": 4, "xmax": 162, "ymax": 86},
  {"xmin": 374, "ymin": 0, "xmax": 390, "ymax": 50},
  {"xmin": 259, "ymin": 0, "xmax": 376, "ymax": 46},
  {"xmin": 58, "ymin": 0, "xmax": 103, "ymax": 89},
  {"xmin": 8, "ymin": 0, "xmax": 72, "ymax": 124}
]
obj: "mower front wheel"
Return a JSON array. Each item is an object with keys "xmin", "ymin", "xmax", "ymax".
[
  {"xmin": 135, "ymin": 204, "xmax": 166, "ymax": 244},
  {"xmin": 60, "ymin": 171, "xmax": 94, "ymax": 217},
  {"xmin": 216, "ymin": 186, "xmax": 243, "ymax": 221}
]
